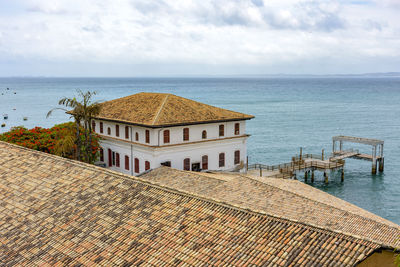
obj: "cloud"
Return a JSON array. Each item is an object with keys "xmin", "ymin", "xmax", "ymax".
[{"xmin": 0, "ymin": 0, "xmax": 399, "ymax": 76}]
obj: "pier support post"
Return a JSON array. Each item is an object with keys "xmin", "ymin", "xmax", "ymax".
[
  {"xmin": 322, "ymin": 149, "xmax": 324, "ymax": 161},
  {"xmin": 300, "ymin": 147, "xmax": 303, "ymax": 161},
  {"xmin": 293, "ymin": 173, "xmax": 297, "ymax": 180},
  {"xmin": 304, "ymin": 171, "xmax": 308, "ymax": 182},
  {"xmin": 372, "ymin": 145, "xmax": 377, "ymax": 174},
  {"xmin": 341, "ymin": 169, "xmax": 344, "ymax": 182},
  {"xmin": 324, "ymin": 171, "xmax": 328, "ymax": 184},
  {"xmin": 311, "ymin": 170, "xmax": 315, "ymax": 183},
  {"xmin": 379, "ymin": 158, "xmax": 384, "ymax": 172},
  {"xmin": 259, "ymin": 167, "xmax": 262, "ymax": 177}
]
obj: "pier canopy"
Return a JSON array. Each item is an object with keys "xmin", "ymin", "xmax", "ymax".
[
  {"xmin": 332, "ymin": 135, "xmax": 384, "ymax": 146},
  {"xmin": 332, "ymin": 135, "xmax": 384, "ymax": 174}
]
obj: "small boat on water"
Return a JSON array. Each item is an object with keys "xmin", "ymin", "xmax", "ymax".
[
  {"xmin": 1, "ymin": 123, "xmax": 5, "ymax": 127},
  {"xmin": 23, "ymin": 117, "xmax": 28, "ymax": 121},
  {"xmin": 3, "ymin": 114, "xmax": 8, "ymax": 120}
]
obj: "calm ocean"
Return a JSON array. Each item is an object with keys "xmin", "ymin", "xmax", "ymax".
[{"xmin": 1, "ymin": 77, "xmax": 399, "ymax": 223}]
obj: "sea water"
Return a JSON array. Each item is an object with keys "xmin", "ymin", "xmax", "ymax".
[{"xmin": 0, "ymin": 77, "xmax": 399, "ymax": 223}]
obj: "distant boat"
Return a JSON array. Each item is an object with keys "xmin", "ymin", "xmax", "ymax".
[
  {"xmin": 23, "ymin": 117, "xmax": 28, "ymax": 121},
  {"xmin": 1, "ymin": 123, "xmax": 5, "ymax": 127},
  {"xmin": 3, "ymin": 114, "xmax": 8, "ymax": 120}
]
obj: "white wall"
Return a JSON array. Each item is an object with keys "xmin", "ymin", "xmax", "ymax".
[
  {"xmin": 98, "ymin": 134, "xmax": 248, "ymax": 175},
  {"xmin": 94, "ymin": 119, "xmax": 249, "ymax": 175},
  {"xmin": 154, "ymin": 137, "xmax": 247, "ymax": 171},
  {"xmin": 93, "ymin": 119, "xmax": 246, "ymax": 147}
]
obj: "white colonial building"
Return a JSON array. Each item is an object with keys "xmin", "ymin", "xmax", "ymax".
[{"xmin": 92, "ymin": 92, "xmax": 254, "ymax": 175}]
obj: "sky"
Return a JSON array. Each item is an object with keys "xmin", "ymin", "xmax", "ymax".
[{"xmin": 0, "ymin": 0, "xmax": 399, "ymax": 76}]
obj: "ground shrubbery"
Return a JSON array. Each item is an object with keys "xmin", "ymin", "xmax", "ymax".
[{"xmin": 0, "ymin": 122, "xmax": 100, "ymax": 164}]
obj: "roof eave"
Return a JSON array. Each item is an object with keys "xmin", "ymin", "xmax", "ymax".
[{"xmin": 93, "ymin": 116, "xmax": 255, "ymax": 128}]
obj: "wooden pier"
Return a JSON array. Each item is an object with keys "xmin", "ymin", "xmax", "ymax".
[
  {"xmin": 332, "ymin": 136, "xmax": 384, "ymax": 174},
  {"xmin": 247, "ymin": 136, "xmax": 384, "ymax": 183}
]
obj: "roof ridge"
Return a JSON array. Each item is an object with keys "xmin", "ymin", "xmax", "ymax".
[
  {"xmin": 151, "ymin": 94, "xmax": 170, "ymax": 125},
  {"xmin": 242, "ymin": 174, "xmax": 399, "ymax": 229},
  {"xmin": 1, "ymin": 142, "xmax": 397, "ymax": 248}
]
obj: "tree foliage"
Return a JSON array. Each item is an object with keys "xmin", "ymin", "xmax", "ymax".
[
  {"xmin": 47, "ymin": 90, "xmax": 101, "ymax": 163},
  {"xmin": 0, "ymin": 122, "xmax": 100, "ymax": 163}
]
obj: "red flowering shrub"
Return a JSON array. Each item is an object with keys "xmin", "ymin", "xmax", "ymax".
[{"xmin": 0, "ymin": 122, "xmax": 100, "ymax": 163}]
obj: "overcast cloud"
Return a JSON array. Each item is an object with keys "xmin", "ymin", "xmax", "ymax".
[{"xmin": 0, "ymin": 0, "xmax": 399, "ymax": 76}]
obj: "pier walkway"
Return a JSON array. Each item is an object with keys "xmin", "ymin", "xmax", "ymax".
[{"xmin": 247, "ymin": 136, "xmax": 384, "ymax": 183}]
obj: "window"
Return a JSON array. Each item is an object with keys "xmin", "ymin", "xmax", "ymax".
[
  {"xmin": 112, "ymin": 151, "xmax": 116, "ymax": 166},
  {"xmin": 92, "ymin": 121, "xmax": 96, "ymax": 132},
  {"xmin": 219, "ymin": 153, "xmax": 225, "ymax": 167},
  {"xmin": 135, "ymin": 132, "xmax": 139, "ymax": 141},
  {"xmin": 116, "ymin": 153, "xmax": 120, "ymax": 167},
  {"xmin": 202, "ymin": 130, "xmax": 207, "ymax": 139},
  {"xmin": 125, "ymin": 155, "xmax": 129, "ymax": 170},
  {"xmin": 145, "ymin": 130, "xmax": 150, "ymax": 144},
  {"xmin": 161, "ymin": 161, "xmax": 171, "ymax": 167},
  {"xmin": 202, "ymin": 155, "xmax": 208, "ymax": 170},
  {"xmin": 163, "ymin": 130, "xmax": 170, "ymax": 144},
  {"xmin": 135, "ymin": 158, "xmax": 139, "ymax": 173},
  {"xmin": 234, "ymin": 150, "xmax": 240, "ymax": 164},
  {"xmin": 183, "ymin": 128, "xmax": 189, "ymax": 141},
  {"xmin": 115, "ymin": 125, "xmax": 119, "ymax": 137},
  {"xmin": 183, "ymin": 158, "xmax": 190, "ymax": 171},
  {"xmin": 100, "ymin": 122, "xmax": 103, "ymax": 134},
  {"xmin": 145, "ymin": 161, "xmax": 150, "ymax": 171},
  {"xmin": 108, "ymin": 149, "xmax": 112, "ymax": 166},
  {"xmin": 125, "ymin": 126, "xmax": 129, "ymax": 139},
  {"xmin": 235, "ymin": 123, "xmax": 240, "ymax": 135},
  {"xmin": 100, "ymin": 148, "xmax": 104, "ymax": 162},
  {"xmin": 107, "ymin": 127, "xmax": 111, "ymax": 135},
  {"xmin": 219, "ymin": 125, "xmax": 224, "ymax": 137}
]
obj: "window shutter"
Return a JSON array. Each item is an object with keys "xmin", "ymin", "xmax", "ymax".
[
  {"xmin": 234, "ymin": 150, "xmax": 240, "ymax": 164},
  {"xmin": 202, "ymin": 155, "xmax": 208, "ymax": 170},
  {"xmin": 235, "ymin": 123, "xmax": 240, "ymax": 135},
  {"xmin": 184, "ymin": 158, "xmax": 190, "ymax": 171},
  {"xmin": 125, "ymin": 126, "xmax": 129, "ymax": 139},
  {"xmin": 183, "ymin": 128, "xmax": 189, "ymax": 141},
  {"xmin": 219, "ymin": 125, "xmax": 224, "ymax": 137},
  {"xmin": 116, "ymin": 125, "xmax": 119, "ymax": 137},
  {"xmin": 92, "ymin": 121, "xmax": 96, "ymax": 132},
  {"xmin": 135, "ymin": 158, "xmax": 139, "ymax": 173},
  {"xmin": 100, "ymin": 148, "xmax": 104, "ymax": 162},
  {"xmin": 116, "ymin": 153, "xmax": 120, "ymax": 167},
  {"xmin": 100, "ymin": 122, "xmax": 103, "ymax": 133},
  {"xmin": 107, "ymin": 127, "xmax": 111, "ymax": 135},
  {"xmin": 135, "ymin": 132, "xmax": 139, "ymax": 141},
  {"xmin": 125, "ymin": 155, "xmax": 129, "ymax": 170},
  {"xmin": 108, "ymin": 149, "xmax": 112, "ymax": 166},
  {"xmin": 202, "ymin": 130, "xmax": 207, "ymax": 139},
  {"xmin": 219, "ymin": 153, "xmax": 225, "ymax": 167},
  {"xmin": 146, "ymin": 130, "xmax": 150, "ymax": 143},
  {"xmin": 164, "ymin": 130, "xmax": 170, "ymax": 144},
  {"xmin": 145, "ymin": 161, "xmax": 150, "ymax": 171}
]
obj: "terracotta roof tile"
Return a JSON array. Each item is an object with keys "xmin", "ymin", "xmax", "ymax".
[
  {"xmin": 141, "ymin": 167, "xmax": 400, "ymax": 249},
  {"xmin": 94, "ymin": 92, "xmax": 254, "ymax": 127},
  {"xmin": 0, "ymin": 141, "xmax": 393, "ymax": 266}
]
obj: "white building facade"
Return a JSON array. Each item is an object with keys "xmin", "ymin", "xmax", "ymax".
[{"xmin": 92, "ymin": 93, "xmax": 254, "ymax": 176}]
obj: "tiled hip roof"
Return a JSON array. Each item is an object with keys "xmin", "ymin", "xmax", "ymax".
[{"xmin": 0, "ymin": 141, "xmax": 386, "ymax": 266}]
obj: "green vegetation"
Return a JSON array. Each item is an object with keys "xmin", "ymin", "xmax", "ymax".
[
  {"xmin": 47, "ymin": 90, "xmax": 101, "ymax": 163},
  {"xmin": 0, "ymin": 122, "xmax": 100, "ymax": 163}
]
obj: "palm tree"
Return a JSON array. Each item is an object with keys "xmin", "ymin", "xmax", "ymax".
[{"xmin": 47, "ymin": 90, "xmax": 101, "ymax": 163}]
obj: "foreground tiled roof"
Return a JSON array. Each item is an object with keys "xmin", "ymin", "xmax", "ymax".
[
  {"xmin": 142, "ymin": 167, "xmax": 400, "ymax": 249},
  {"xmin": 0, "ymin": 141, "xmax": 395, "ymax": 266},
  {"xmin": 94, "ymin": 92, "xmax": 254, "ymax": 127}
]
